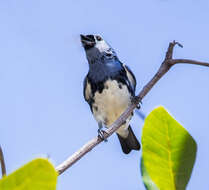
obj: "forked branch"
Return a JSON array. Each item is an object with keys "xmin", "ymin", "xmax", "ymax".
[{"xmin": 56, "ymin": 41, "xmax": 209, "ymax": 175}]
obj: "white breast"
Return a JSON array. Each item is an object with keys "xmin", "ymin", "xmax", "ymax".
[{"xmin": 92, "ymin": 79, "xmax": 132, "ymax": 137}]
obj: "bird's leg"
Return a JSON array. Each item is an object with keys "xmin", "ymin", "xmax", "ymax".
[
  {"xmin": 97, "ymin": 122, "xmax": 108, "ymax": 142},
  {"xmin": 131, "ymin": 96, "xmax": 142, "ymax": 109}
]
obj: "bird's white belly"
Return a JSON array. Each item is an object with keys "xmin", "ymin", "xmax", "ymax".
[{"xmin": 92, "ymin": 80, "xmax": 132, "ymax": 137}]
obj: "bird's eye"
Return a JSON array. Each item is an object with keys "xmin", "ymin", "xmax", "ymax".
[
  {"xmin": 96, "ymin": 36, "xmax": 102, "ymax": 41},
  {"xmin": 106, "ymin": 53, "xmax": 112, "ymax": 57}
]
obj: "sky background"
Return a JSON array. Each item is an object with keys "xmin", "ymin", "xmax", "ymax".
[{"xmin": 0, "ymin": 0, "xmax": 209, "ymax": 189}]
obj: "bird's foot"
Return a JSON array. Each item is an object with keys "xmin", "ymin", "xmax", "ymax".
[
  {"xmin": 98, "ymin": 129, "xmax": 108, "ymax": 142},
  {"xmin": 131, "ymin": 96, "xmax": 142, "ymax": 109}
]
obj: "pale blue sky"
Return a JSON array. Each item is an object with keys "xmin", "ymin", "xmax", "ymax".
[{"xmin": 0, "ymin": 0, "xmax": 209, "ymax": 189}]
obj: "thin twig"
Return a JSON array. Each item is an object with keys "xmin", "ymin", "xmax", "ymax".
[
  {"xmin": 170, "ymin": 59, "xmax": 209, "ymax": 67},
  {"xmin": 56, "ymin": 41, "xmax": 209, "ymax": 175},
  {"xmin": 0, "ymin": 146, "xmax": 6, "ymax": 177}
]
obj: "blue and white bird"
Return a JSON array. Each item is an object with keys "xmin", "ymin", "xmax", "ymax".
[{"xmin": 81, "ymin": 34, "xmax": 140, "ymax": 154}]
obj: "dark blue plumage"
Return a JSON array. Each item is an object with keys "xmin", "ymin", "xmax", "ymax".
[{"xmin": 81, "ymin": 34, "xmax": 140, "ymax": 154}]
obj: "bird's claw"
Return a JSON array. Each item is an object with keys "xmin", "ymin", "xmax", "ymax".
[
  {"xmin": 131, "ymin": 96, "xmax": 142, "ymax": 109},
  {"xmin": 98, "ymin": 129, "xmax": 108, "ymax": 142}
]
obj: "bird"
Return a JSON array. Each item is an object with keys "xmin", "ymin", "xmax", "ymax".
[{"xmin": 81, "ymin": 34, "xmax": 140, "ymax": 154}]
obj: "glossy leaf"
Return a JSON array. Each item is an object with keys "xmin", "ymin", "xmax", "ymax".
[
  {"xmin": 141, "ymin": 158, "xmax": 159, "ymax": 190},
  {"xmin": 0, "ymin": 158, "xmax": 58, "ymax": 190},
  {"xmin": 141, "ymin": 106, "xmax": 197, "ymax": 190}
]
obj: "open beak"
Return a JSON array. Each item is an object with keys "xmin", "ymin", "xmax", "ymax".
[{"xmin": 80, "ymin": 34, "xmax": 95, "ymax": 48}]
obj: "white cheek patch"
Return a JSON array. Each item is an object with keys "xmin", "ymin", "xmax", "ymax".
[{"xmin": 95, "ymin": 41, "xmax": 110, "ymax": 53}]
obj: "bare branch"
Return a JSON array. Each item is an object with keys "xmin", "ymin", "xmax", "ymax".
[
  {"xmin": 0, "ymin": 146, "xmax": 6, "ymax": 177},
  {"xmin": 56, "ymin": 41, "xmax": 209, "ymax": 175},
  {"xmin": 165, "ymin": 41, "xmax": 183, "ymax": 60},
  {"xmin": 170, "ymin": 59, "xmax": 209, "ymax": 67}
]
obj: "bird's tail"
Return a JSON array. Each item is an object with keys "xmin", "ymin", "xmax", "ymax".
[{"xmin": 117, "ymin": 126, "xmax": 140, "ymax": 154}]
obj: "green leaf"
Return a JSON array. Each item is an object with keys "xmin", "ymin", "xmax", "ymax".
[
  {"xmin": 141, "ymin": 106, "xmax": 197, "ymax": 190},
  {"xmin": 141, "ymin": 158, "xmax": 159, "ymax": 190},
  {"xmin": 0, "ymin": 158, "xmax": 58, "ymax": 190}
]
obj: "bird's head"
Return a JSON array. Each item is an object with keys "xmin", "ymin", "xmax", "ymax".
[{"xmin": 80, "ymin": 34, "xmax": 117, "ymax": 64}]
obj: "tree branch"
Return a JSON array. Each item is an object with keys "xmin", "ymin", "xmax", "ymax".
[
  {"xmin": 56, "ymin": 41, "xmax": 209, "ymax": 175},
  {"xmin": 0, "ymin": 146, "xmax": 6, "ymax": 177},
  {"xmin": 170, "ymin": 59, "xmax": 209, "ymax": 67}
]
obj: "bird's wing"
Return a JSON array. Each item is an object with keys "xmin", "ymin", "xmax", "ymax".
[
  {"xmin": 83, "ymin": 75, "xmax": 92, "ymax": 103},
  {"xmin": 122, "ymin": 64, "xmax": 136, "ymax": 93}
]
